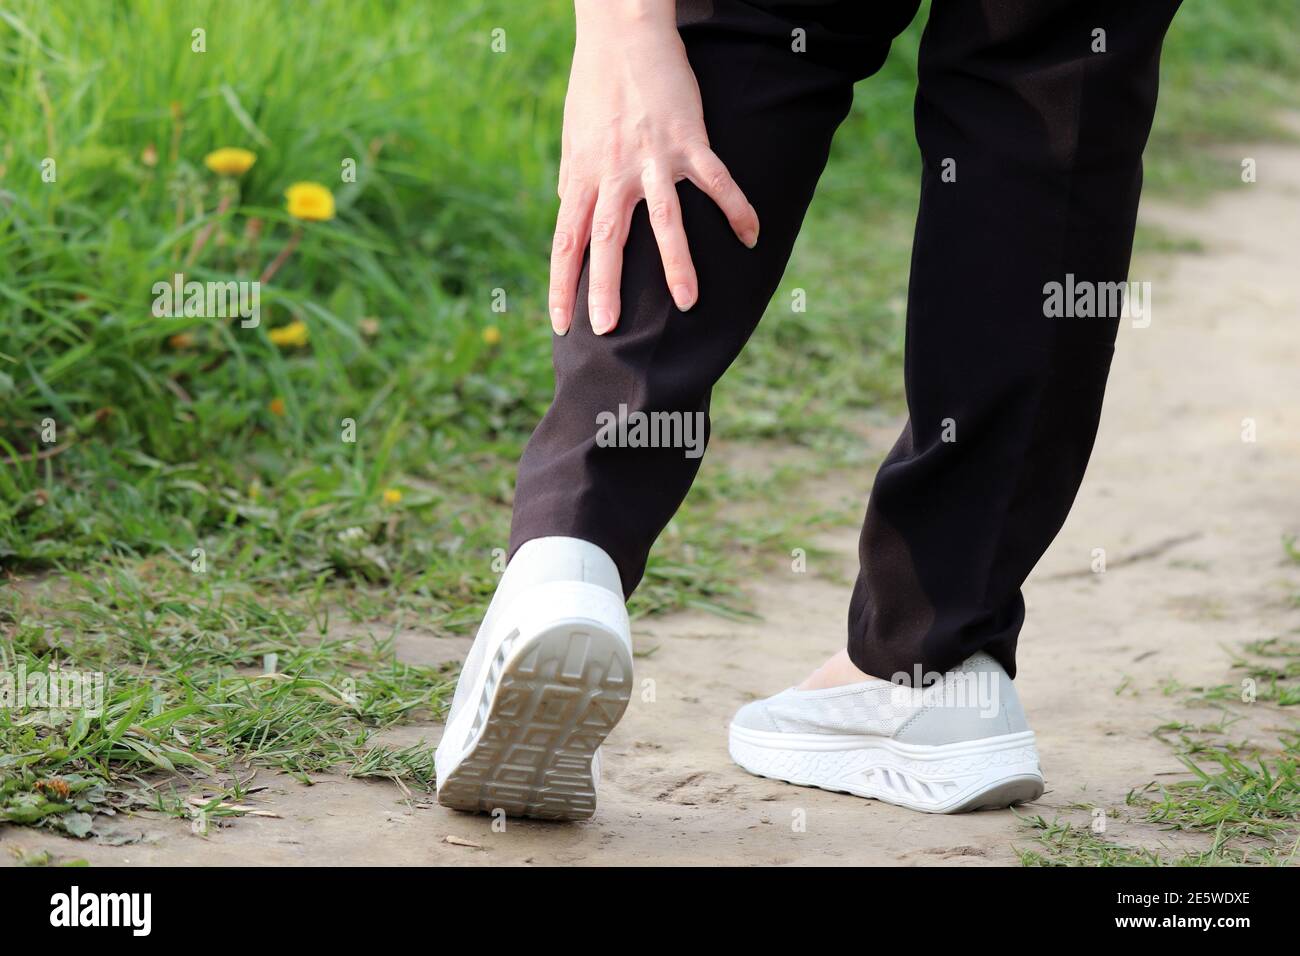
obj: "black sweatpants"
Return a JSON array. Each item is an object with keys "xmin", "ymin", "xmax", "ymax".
[{"xmin": 510, "ymin": 0, "xmax": 1182, "ymax": 683}]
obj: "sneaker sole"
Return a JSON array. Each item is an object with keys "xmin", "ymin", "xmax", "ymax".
[
  {"xmin": 728, "ymin": 724, "xmax": 1044, "ymax": 813},
  {"xmin": 437, "ymin": 619, "xmax": 632, "ymax": 821}
]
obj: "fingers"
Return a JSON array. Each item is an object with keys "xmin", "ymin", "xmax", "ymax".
[
  {"xmin": 548, "ymin": 186, "xmax": 595, "ymax": 335},
  {"xmin": 586, "ymin": 186, "xmax": 632, "ymax": 335},
  {"xmin": 551, "ymin": 150, "xmax": 754, "ymax": 337},
  {"xmin": 642, "ymin": 161, "xmax": 697, "ymax": 312},
  {"xmin": 687, "ymin": 147, "xmax": 759, "ymax": 249}
]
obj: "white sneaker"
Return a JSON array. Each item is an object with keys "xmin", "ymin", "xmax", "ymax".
[
  {"xmin": 728, "ymin": 652, "xmax": 1044, "ymax": 813},
  {"xmin": 435, "ymin": 537, "xmax": 632, "ymax": 821}
]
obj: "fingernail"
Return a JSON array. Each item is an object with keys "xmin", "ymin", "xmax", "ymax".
[
  {"xmin": 672, "ymin": 285, "xmax": 695, "ymax": 311},
  {"xmin": 550, "ymin": 307, "xmax": 567, "ymax": 334},
  {"xmin": 742, "ymin": 227, "xmax": 759, "ymax": 249},
  {"xmin": 591, "ymin": 307, "xmax": 613, "ymax": 334}
]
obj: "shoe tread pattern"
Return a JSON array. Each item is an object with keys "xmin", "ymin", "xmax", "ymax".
[{"xmin": 438, "ymin": 627, "xmax": 631, "ymax": 821}]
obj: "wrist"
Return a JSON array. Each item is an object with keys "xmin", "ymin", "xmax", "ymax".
[{"xmin": 575, "ymin": 0, "xmax": 676, "ymax": 32}]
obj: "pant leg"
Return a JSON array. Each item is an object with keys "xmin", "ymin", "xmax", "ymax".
[
  {"xmin": 847, "ymin": 0, "xmax": 1182, "ymax": 683},
  {"xmin": 510, "ymin": 0, "xmax": 919, "ymax": 593}
]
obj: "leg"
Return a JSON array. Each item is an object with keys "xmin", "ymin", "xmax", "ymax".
[
  {"xmin": 510, "ymin": 0, "xmax": 919, "ymax": 594},
  {"xmin": 848, "ymin": 0, "xmax": 1183, "ymax": 683},
  {"xmin": 444, "ymin": 0, "xmax": 920, "ymax": 821},
  {"xmin": 733, "ymin": 0, "xmax": 1181, "ymax": 813}
]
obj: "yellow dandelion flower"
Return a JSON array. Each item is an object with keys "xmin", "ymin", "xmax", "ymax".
[
  {"xmin": 268, "ymin": 320, "xmax": 310, "ymax": 348},
  {"xmin": 168, "ymin": 332, "xmax": 195, "ymax": 350},
  {"xmin": 359, "ymin": 317, "xmax": 381, "ymax": 337},
  {"xmin": 382, "ymin": 488, "xmax": 403, "ymax": 505},
  {"xmin": 204, "ymin": 147, "xmax": 257, "ymax": 177},
  {"xmin": 482, "ymin": 325, "xmax": 501, "ymax": 346},
  {"xmin": 268, "ymin": 397, "xmax": 286, "ymax": 416},
  {"xmin": 285, "ymin": 182, "xmax": 336, "ymax": 222}
]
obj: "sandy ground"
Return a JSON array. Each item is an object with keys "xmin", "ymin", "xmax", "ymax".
[{"xmin": 4, "ymin": 137, "xmax": 1299, "ymax": 867}]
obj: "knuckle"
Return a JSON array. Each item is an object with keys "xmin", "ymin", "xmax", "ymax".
[
  {"xmin": 648, "ymin": 199, "xmax": 674, "ymax": 227},
  {"xmin": 597, "ymin": 172, "xmax": 632, "ymax": 196},
  {"xmin": 551, "ymin": 229, "xmax": 575, "ymax": 254},
  {"xmin": 707, "ymin": 169, "xmax": 732, "ymax": 195},
  {"xmin": 661, "ymin": 253, "xmax": 690, "ymax": 274},
  {"xmin": 587, "ymin": 279, "xmax": 616, "ymax": 297},
  {"xmin": 590, "ymin": 218, "xmax": 618, "ymax": 243}
]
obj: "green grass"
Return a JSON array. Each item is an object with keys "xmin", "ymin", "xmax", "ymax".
[
  {"xmin": 2, "ymin": 0, "xmax": 1299, "ymax": 840},
  {"xmin": 1018, "ymin": 553, "xmax": 1300, "ymax": 867},
  {"xmin": 1, "ymin": 561, "xmax": 452, "ymax": 833},
  {"xmin": 1018, "ymin": 746, "xmax": 1300, "ymax": 867}
]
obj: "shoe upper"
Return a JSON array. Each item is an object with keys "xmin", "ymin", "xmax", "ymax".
[
  {"xmin": 733, "ymin": 652, "xmax": 1030, "ymax": 745},
  {"xmin": 443, "ymin": 536, "xmax": 624, "ymax": 731},
  {"xmin": 733, "ymin": 678, "xmax": 912, "ymax": 736}
]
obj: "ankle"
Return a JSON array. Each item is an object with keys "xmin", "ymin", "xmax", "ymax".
[{"xmin": 797, "ymin": 648, "xmax": 875, "ymax": 690}]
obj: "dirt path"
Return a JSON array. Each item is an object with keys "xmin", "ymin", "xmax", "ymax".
[{"xmin": 5, "ymin": 137, "xmax": 1299, "ymax": 866}]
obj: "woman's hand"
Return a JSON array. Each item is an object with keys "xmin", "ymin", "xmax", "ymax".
[{"xmin": 550, "ymin": 0, "xmax": 760, "ymax": 336}]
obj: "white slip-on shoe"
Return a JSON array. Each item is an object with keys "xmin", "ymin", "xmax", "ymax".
[
  {"xmin": 435, "ymin": 537, "xmax": 632, "ymax": 821},
  {"xmin": 728, "ymin": 652, "xmax": 1044, "ymax": 813}
]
